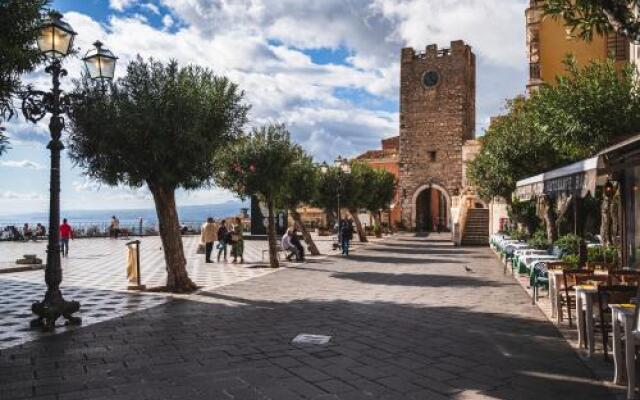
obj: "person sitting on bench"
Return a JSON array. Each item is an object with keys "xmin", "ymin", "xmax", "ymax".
[{"xmin": 281, "ymin": 229, "xmax": 300, "ymax": 261}]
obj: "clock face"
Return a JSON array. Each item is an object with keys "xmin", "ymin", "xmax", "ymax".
[{"xmin": 423, "ymin": 70, "xmax": 440, "ymax": 88}]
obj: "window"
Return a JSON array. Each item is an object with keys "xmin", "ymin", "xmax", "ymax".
[
  {"xmin": 607, "ymin": 32, "xmax": 629, "ymax": 61},
  {"xmin": 428, "ymin": 151, "xmax": 437, "ymax": 162}
]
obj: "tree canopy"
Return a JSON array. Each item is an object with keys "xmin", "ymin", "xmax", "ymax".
[
  {"xmin": 214, "ymin": 123, "xmax": 301, "ymax": 267},
  {"xmin": 69, "ymin": 57, "xmax": 249, "ymax": 191},
  {"xmin": 468, "ymin": 58, "xmax": 640, "ymax": 202},
  {"xmin": 68, "ymin": 57, "xmax": 249, "ymax": 292},
  {"xmin": 0, "ymin": 0, "xmax": 48, "ymax": 154},
  {"xmin": 544, "ymin": 0, "xmax": 640, "ymax": 43}
]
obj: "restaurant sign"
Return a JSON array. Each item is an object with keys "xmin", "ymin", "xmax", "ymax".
[{"xmin": 515, "ymin": 170, "xmax": 596, "ymax": 201}]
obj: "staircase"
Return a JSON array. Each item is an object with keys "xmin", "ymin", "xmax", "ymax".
[{"xmin": 461, "ymin": 208, "xmax": 489, "ymax": 246}]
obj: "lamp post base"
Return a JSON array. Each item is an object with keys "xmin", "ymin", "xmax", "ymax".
[{"xmin": 30, "ymin": 289, "xmax": 81, "ymax": 331}]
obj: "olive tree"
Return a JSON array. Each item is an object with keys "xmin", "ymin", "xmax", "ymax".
[
  {"xmin": 68, "ymin": 57, "xmax": 249, "ymax": 292},
  {"xmin": 215, "ymin": 123, "xmax": 300, "ymax": 268},
  {"xmin": 0, "ymin": 0, "xmax": 49, "ymax": 154},
  {"xmin": 281, "ymin": 152, "xmax": 321, "ymax": 255},
  {"xmin": 544, "ymin": 0, "xmax": 640, "ymax": 43}
]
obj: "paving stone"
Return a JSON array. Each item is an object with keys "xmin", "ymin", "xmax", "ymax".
[{"xmin": 0, "ymin": 234, "xmax": 623, "ymax": 399}]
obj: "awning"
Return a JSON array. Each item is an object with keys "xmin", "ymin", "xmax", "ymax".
[{"xmin": 514, "ymin": 156, "xmax": 602, "ymax": 201}]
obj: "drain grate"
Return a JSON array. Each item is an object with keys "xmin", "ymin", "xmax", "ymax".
[{"xmin": 291, "ymin": 333, "xmax": 332, "ymax": 345}]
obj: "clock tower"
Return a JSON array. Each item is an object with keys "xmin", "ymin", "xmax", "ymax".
[{"xmin": 398, "ymin": 40, "xmax": 476, "ymax": 231}]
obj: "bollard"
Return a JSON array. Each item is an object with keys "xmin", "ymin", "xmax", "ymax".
[{"xmin": 125, "ymin": 240, "xmax": 145, "ymax": 290}]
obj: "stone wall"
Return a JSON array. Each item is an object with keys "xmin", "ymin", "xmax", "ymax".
[{"xmin": 398, "ymin": 40, "xmax": 476, "ymax": 228}]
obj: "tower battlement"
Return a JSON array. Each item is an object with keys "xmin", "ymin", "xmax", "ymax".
[{"xmin": 401, "ymin": 40, "xmax": 472, "ymax": 62}]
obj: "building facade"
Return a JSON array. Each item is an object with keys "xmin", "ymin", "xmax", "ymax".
[{"xmin": 526, "ymin": 0, "xmax": 629, "ymax": 91}]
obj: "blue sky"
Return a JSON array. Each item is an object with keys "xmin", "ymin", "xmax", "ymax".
[{"xmin": 0, "ymin": 0, "xmax": 528, "ymax": 216}]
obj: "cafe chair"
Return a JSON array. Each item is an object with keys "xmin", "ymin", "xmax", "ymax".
[
  {"xmin": 597, "ymin": 285, "xmax": 637, "ymax": 361},
  {"xmin": 610, "ymin": 270, "xmax": 640, "ymax": 286},
  {"xmin": 562, "ymin": 269, "xmax": 595, "ymax": 327}
]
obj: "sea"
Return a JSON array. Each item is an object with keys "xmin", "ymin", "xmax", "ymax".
[{"xmin": 0, "ymin": 201, "xmax": 248, "ymax": 230}]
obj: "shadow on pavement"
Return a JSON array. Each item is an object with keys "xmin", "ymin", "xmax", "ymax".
[
  {"xmin": 344, "ymin": 254, "xmax": 464, "ymax": 265},
  {"xmin": 330, "ymin": 271, "xmax": 505, "ymax": 288},
  {"xmin": 367, "ymin": 246, "xmax": 475, "ymax": 255},
  {"xmin": 0, "ymin": 297, "xmax": 618, "ymax": 400}
]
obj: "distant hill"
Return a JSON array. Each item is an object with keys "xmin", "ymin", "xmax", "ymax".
[{"xmin": 0, "ymin": 201, "xmax": 247, "ymax": 224}]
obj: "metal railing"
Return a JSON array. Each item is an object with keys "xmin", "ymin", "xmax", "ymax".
[{"xmin": 0, "ymin": 220, "xmax": 207, "ymax": 241}]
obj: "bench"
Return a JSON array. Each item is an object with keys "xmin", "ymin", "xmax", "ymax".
[{"xmin": 261, "ymin": 241, "xmax": 291, "ymax": 262}]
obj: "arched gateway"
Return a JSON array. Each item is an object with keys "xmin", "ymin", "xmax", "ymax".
[{"xmin": 411, "ymin": 183, "xmax": 451, "ymax": 232}]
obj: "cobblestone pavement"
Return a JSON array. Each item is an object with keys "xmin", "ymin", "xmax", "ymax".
[
  {"xmin": 0, "ymin": 235, "xmax": 339, "ymax": 349},
  {"xmin": 0, "ymin": 233, "xmax": 620, "ymax": 399}
]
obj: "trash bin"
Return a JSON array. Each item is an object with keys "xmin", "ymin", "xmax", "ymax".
[{"xmin": 126, "ymin": 240, "xmax": 145, "ymax": 290}]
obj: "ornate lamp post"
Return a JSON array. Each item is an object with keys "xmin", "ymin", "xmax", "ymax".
[
  {"xmin": 319, "ymin": 156, "xmax": 351, "ymax": 225},
  {"xmin": 21, "ymin": 12, "xmax": 117, "ymax": 331}
]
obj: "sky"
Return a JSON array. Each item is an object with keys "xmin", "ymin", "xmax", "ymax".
[{"xmin": 0, "ymin": 0, "xmax": 528, "ymax": 216}]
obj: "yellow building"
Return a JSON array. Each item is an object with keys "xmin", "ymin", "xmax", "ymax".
[{"xmin": 526, "ymin": 0, "xmax": 629, "ymax": 91}]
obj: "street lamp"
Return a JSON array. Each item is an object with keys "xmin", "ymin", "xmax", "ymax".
[
  {"xmin": 319, "ymin": 161, "xmax": 329, "ymax": 174},
  {"xmin": 333, "ymin": 156, "xmax": 351, "ymax": 221},
  {"xmin": 36, "ymin": 12, "xmax": 76, "ymax": 59},
  {"xmin": 82, "ymin": 41, "xmax": 118, "ymax": 91},
  {"xmin": 21, "ymin": 11, "xmax": 117, "ymax": 331}
]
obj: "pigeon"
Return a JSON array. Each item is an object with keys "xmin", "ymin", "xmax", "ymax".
[{"xmin": 464, "ymin": 265, "xmax": 474, "ymax": 273}]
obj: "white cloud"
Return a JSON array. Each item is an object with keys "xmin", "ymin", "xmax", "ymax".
[
  {"xmin": 109, "ymin": 0, "xmax": 138, "ymax": 12},
  {"xmin": 141, "ymin": 2, "xmax": 161, "ymax": 15},
  {"xmin": 2, "ymin": 1, "xmax": 529, "ymax": 213},
  {"xmin": 72, "ymin": 179, "xmax": 152, "ymax": 201},
  {"xmin": 0, "ymin": 160, "xmax": 45, "ymax": 170},
  {"xmin": 0, "ymin": 191, "xmax": 45, "ymax": 200},
  {"xmin": 162, "ymin": 14, "xmax": 174, "ymax": 29}
]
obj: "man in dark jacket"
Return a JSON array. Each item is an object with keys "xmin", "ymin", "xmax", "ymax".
[
  {"xmin": 340, "ymin": 219, "xmax": 354, "ymax": 256},
  {"xmin": 290, "ymin": 227, "xmax": 305, "ymax": 261}
]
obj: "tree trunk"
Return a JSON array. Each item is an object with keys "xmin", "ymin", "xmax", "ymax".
[
  {"xmin": 373, "ymin": 212, "xmax": 382, "ymax": 237},
  {"xmin": 349, "ymin": 208, "xmax": 368, "ymax": 242},
  {"xmin": 542, "ymin": 196, "xmax": 558, "ymax": 243},
  {"xmin": 149, "ymin": 183, "xmax": 197, "ymax": 293},
  {"xmin": 290, "ymin": 208, "xmax": 320, "ymax": 256},
  {"xmin": 600, "ymin": 195, "xmax": 612, "ymax": 246},
  {"xmin": 267, "ymin": 197, "xmax": 280, "ymax": 268}
]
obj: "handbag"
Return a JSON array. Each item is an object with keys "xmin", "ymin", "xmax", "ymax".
[{"xmin": 196, "ymin": 243, "xmax": 205, "ymax": 254}]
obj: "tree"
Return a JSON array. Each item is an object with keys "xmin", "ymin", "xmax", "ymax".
[
  {"xmin": 467, "ymin": 96, "xmax": 566, "ymax": 203},
  {"xmin": 364, "ymin": 168, "xmax": 397, "ymax": 231},
  {"xmin": 281, "ymin": 152, "xmax": 321, "ymax": 256},
  {"xmin": 0, "ymin": 0, "xmax": 49, "ymax": 154},
  {"xmin": 544, "ymin": 0, "xmax": 640, "ymax": 43},
  {"xmin": 343, "ymin": 162, "xmax": 371, "ymax": 242},
  {"xmin": 529, "ymin": 57, "xmax": 640, "ymax": 159},
  {"xmin": 215, "ymin": 124, "xmax": 300, "ymax": 268},
  {"xmin": 469, "ymin": 58, "xmax": 640, "ymax": 241},
  {"xmin": 314, "ymin": 165, "xmax": 350, "ymax": 229},
  {"xmin": 68, "ymin": 57, "xmax": 248, "ymax": 292}
]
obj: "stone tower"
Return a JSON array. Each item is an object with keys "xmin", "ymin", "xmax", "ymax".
[{"xmin": 398, "ymin": 40, "xmax": 476, "ymax": 231}]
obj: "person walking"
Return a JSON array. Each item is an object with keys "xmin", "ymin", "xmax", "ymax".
[
  {"xmin": 200, "ymin": 217, "xmax": 218, "ymax": 263},
  {"xmin": 216, "ymin": 220, "xmax": 229, "ymax": 262},
  {"xmin": 231, "ymin": 217, "xmax": 244, "ymax": 263},
  {"xmin": 59, "ymin": 218, "xmax": 73, "ymax": 257},
  {"xmin": 110, "ymin": 215, "xmax": 120, "ymax": 239},
  {"xmin": 340, "ymin": 219, "xmax": 353, "ymax": 256}
]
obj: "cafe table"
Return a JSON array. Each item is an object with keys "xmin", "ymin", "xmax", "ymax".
[
  {"xmin": 575, "ymin": 284, "xmax": 599, "ymax": 357},
  {"xmin": 610, "ymin": 303, "xmax": 637, "ymax": 399}
]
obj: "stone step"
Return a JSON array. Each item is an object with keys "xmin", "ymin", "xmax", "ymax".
[{"xmin": 462, "ymin": 208, "xmax": 489, "ymax": 246}]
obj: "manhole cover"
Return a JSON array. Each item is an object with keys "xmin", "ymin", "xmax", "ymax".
[{"xmin": 292, "ymin": 334, "xmax": 332, "ymax": 345}]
